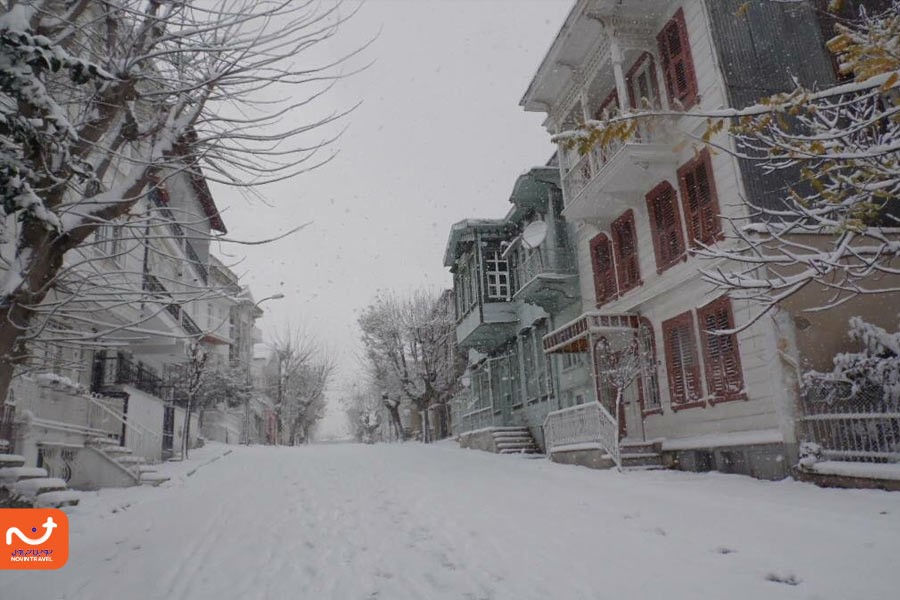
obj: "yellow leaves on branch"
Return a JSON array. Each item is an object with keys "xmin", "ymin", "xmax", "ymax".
[{"xmin": 827, "ymin": 8, "xmax": 900, "ymax": 82}]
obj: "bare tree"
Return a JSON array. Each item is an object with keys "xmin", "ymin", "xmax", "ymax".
[
  {"xmin": 342, "ymin": 380, "xmax": 387, "ymax": 443},
  {"xmin": 554, "ymin": 1, "xmax": 900, "ymax": 327},
  {"xmin": 358, "ymin": 289, "xmax": 456, "ymax": 443},
  {"xmin": 0, "ymin": 1, "xmax": 361, "ymax": 405},
  {"xmin": 266, "ymin": 326, "xmax": 333, "ymax": 445}
]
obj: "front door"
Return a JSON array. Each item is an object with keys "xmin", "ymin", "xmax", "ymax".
[
  {"xmin": 162, "ymin": 405, "xmax": 175, "ymax": 459},
  {"xmin": 593, "ymin": 339, "xmax": 627, "ymax": 440}
]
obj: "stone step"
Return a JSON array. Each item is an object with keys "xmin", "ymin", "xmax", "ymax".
[
  {"xmin": 498, "ymin": 447, "xmax": 542, "ymax": 455},
  {"xmin": 100, "ymin": 445, "xmax": 134, "ymax": 457},
  {"xmin": 492, "ymin": 429, "xmax": 530, "ymax": 436},
  {"xmin": 116, "ymin": 455, "xmax": 147, "ymax": 466},
  {"xmin": 35, "ymin": 490, "xmax": 81, "ymax": 508},
  {"xmin": 0, "ymin": 466, "xmax": 49, "ymax": 485},
  {"xmin": 12, "ymin": 477, "xmax": 68, "ymax": 499},
  {"xmin": 494, "ymin": 435, "xmax": 534, "ymax": 444},
  {"xmin": 620, "ymin": 452, "xmax": 663, "ymax": 468},
  {"xmin": 496, "ymin": 441, "xmax": 540, "ymax": 450},
  {"xmin": 139, "ymin": 472, "xmax": 170, "ymax": 486},
  {"xmin": 0, "ymin": 454, "xmax": 26, "ymax": 468},
  {"xmin": 620, "ymin": 440, "xmax": 661, "ymax": 454}
]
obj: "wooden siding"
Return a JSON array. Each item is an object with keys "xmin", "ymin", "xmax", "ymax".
[{"xmin": 703, "ymin": 0, "xmax": 837, "ymax": 218}]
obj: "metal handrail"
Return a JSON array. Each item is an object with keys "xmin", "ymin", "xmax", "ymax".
[{"xmin": 543, "ymin": 400, "xmax": 621, "ymax": 469}]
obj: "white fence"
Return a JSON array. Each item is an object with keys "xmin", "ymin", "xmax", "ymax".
[
  {"xmin": 799, "ymin": 378, "xmax": 900, "ymax": 464},
  {"xmin": 543, "ymin": 402, "xmax": 620, "ymax": 468}
]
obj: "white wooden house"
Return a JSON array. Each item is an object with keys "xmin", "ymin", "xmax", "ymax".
[
  {"xmin": 1, "ymin": 164, "xmax": 230, "ymax": 491},
  {"xmin": 516, "ymin": 0, "xmax": 900, "ymax": 480}
]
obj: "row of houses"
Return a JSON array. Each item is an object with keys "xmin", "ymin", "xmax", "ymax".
[
  {"xmin": 0, "ymin": 161, "xmax": 281, "ymax": 495},
  {"xmin": 443, "ymin": 0, "xmax": 900, "ymax": 487}
]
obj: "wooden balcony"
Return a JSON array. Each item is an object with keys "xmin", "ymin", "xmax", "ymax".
[
  {"xmin": 455, "ymin": 301, "xmax": 518, "ymax": 352},
  {"xmin": 513, "ymin": 248, "xmax": 578, "ymax": 311},
  {"xmin": 561, "ymin": 125, "xmax": 677, "ymax": 223}
]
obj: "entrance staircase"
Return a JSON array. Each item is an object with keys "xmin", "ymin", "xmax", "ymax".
[
  {"xmin": 0, "ymin": 454, "xmax": 80, "ymax": 508},
  {"xmin": 492, "ymin": 427, "xmax": 542, "ymax": 456},
  {"xmin": 618, "ymin": 440, "xmax": 665, "ymax": 471},
  {"xmin": 87, "ymin": 438, "xmax": 169, "ymax": 486}
]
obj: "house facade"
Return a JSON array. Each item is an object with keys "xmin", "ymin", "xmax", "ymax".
[
  {"xmin": 446, "ymin": 0, "xmax": 899, "ymax": 482},
  {"xmin": 0, "ymin": 164, "xmax": 248, "ymax": 490},
  {"xmin": 446, "ymin": 166, "xmax": 586, "ymax": 452},
  {"xmin": 519, "ymin": 0, "xmax": 900, "ymax": 479}
]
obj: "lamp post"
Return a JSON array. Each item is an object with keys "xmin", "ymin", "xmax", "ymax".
[{"xmin": 241, "ymin": 292, "xmax": 284, "ymax": 445}]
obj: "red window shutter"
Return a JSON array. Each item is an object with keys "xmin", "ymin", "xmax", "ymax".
[
  {"xmin": 698, "ymin": 297, "xmax": 744, "ymax": 401},
  {"xmin": 662, "ymin": 312, "xmax": 702, "ymax": 405},
  {"xmin": 590, "ymin": 234, "xmax": 617, "ymax": 307},
  {"xmin": 657, "ymin": 8, "xmax": 698, "ymax": 109},
  {"xmin": 611, "ymin": 210, "xmax": 641, "ymax": 293},
  {"xmin": 677, "ymin": 150, "xmax": 721, "ymax": 247},
  {"xmin": 645, "ymin": 181, "xmax": 686, "ymax": 272}
]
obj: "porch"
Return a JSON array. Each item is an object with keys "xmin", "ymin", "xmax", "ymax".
[{"xmin": 541, "ymin": 312, "xmax": 661, "ymax": 470}]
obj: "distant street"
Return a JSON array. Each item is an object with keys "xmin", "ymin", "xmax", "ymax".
[{"xmin": 3, "ymin": 443, "xmax": 899, "ymax": 600}]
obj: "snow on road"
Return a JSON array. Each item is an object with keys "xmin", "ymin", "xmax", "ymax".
[{"xmin": 3, "ymin": 442, "xmax": 899, "ymax": 599}]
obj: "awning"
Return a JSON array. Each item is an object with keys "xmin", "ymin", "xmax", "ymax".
[{"xmin": 543, "ymin": 312, "xmax": 639, "ymax": 354}]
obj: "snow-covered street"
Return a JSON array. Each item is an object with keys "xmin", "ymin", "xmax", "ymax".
[{"xmin": 3, "ymin": 442, "xmax": 899, "ymax": 600}]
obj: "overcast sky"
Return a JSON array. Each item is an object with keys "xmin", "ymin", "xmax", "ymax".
[{"xmin": 211, "ymin": 0, "xmax": 574, "ymax": 436}]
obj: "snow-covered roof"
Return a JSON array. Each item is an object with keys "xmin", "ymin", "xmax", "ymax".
[{"xmin": 443, "ymin": 218, "xmax": 512, "ymax": 267}]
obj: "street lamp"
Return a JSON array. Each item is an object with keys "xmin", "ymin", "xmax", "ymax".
[{"xmin": 241, "ymin": 292, "xmax": 284, "ymax": 445}]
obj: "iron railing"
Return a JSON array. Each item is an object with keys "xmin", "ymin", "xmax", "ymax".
[
  {"xmin": 142, "ymin": 273, "xmax": 202, "ymax": 336},
  {"xmin": 0, "ymin": 404, "xmax": 16, "ymax": 454},
  {"xmin": 543, "ymin": 401, "xmax": 621, "ymax": 468},
  {"xmin": 184, "ymin": 241, "xmax": 208, "ymax": 284},
  {"xmin": 92, "ymin": 351, "xmax": 163, "ymax": 398},
  {"xmin": 799, "ymin": 377, "xmax": 900, "ymax": 464}
]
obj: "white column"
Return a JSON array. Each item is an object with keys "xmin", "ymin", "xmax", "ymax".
[{"xmin": 609, "ymin": 36, "xmax": 629, "ymax": 108}]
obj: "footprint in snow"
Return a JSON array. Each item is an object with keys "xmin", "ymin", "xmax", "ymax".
[{"xmin": 765, "ymin": 572, "xmax": 801, "ymax": 586}]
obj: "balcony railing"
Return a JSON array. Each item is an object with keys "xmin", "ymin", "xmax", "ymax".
[
  {"xmin": 149, "ymin": 189, "xmax": 209, "ymax": 285},
  {"xmin": 92, "ymin": 351, "xmax": 163, "ymax": 398},
  {"xmin": 515, "ymin": 248, "xmax": 575, "ymax": 288},
  {"xmin": 143, "ymin": 273, "xmax": 202, "ymax": 337},
  {"xmin": 184, "ymin": 240, "xmax": 208, "ymax": 284},
  {"xmin": 562, "ymin": 153, "xmax": 593, "ymax": 202},
  {"xmin": 561, "ymin": 123, "xmax": 660, "ymax": 205}
]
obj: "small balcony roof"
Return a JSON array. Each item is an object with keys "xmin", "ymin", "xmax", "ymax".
[
  {"xmin": 443, "ymin": 218, "xmax": 512, "ymax": 267},
  {"xmin": 507, "ymin": 166, "xmax": 560, "ymax": 224},
  {"xmin": 520, "ymin": 0, "xmax": 661, "ymax": 116}
]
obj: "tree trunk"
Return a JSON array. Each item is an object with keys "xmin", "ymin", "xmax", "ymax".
[
  {"xmin": 182, "ymin": 396, "xmax": 193, "ymax": 460},
  {"xmin": 422, "ymin": 407, "xmax": 431, "ymax": 443},
  {"xmin": 386, "ymin": 405, "xmax": 404, "ymax": 441}
]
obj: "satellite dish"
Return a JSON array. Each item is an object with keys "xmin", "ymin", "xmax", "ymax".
[{"xmin": 521, "ymin": 221, "xmax": 548, "ymax": 250}]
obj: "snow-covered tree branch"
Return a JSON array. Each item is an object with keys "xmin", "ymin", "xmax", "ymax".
[
  {"xmin": 0, "ymin": 1, "xmax": 358, "ymax": 404},
  {"xmin": 357, "ymin": 289, "xmax": 456, "ymax": 443}
]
